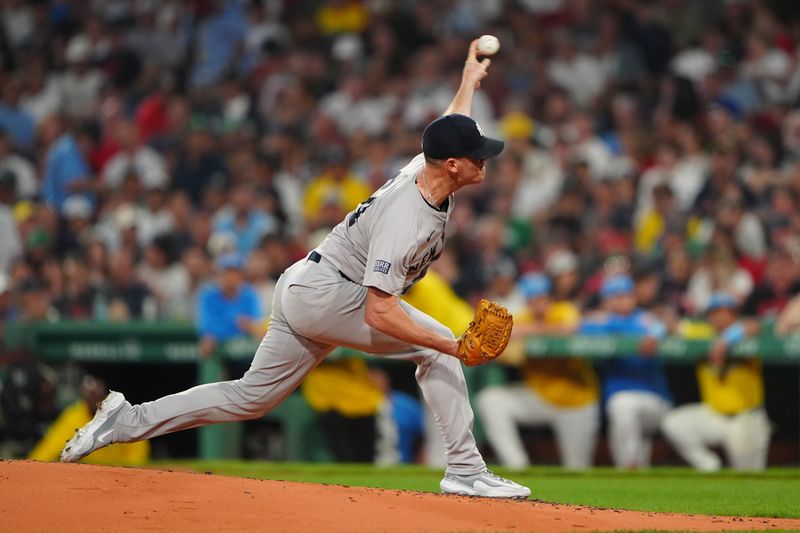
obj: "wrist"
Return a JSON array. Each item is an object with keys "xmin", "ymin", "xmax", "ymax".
[{"xmin": 443, "ymin": 338, "xmax": 459, "ymax": 357}]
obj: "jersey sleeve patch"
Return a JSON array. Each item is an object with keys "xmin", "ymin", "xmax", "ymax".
[{"xmin": 373, "ymin": 260, "xmax": 391, "ymax": 274}]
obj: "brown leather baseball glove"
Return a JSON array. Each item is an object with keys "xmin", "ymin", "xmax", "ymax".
[{"xmin": 456, "ymin": 299, "xmax": 514, "ymax": 366}]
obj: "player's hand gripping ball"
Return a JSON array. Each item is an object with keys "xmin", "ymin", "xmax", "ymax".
[
  {"xmin": 477, "ymin": 35, "xmax": 500, "ymax": 56},
  {"xmin": 456, "ymin": 299, "xmax": 513, "ymax": 366}
]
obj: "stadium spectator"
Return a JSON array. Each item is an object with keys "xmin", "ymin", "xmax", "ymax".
[
  {"xmin": 302, "ymin": 147, "xmax": 371, "ymax": 230},
  {"xmin": 137, "ymin": 236, "xmax": 191, "ymax": 320},
  {"xmin": 686, "ymin": 240, "xmax": 754, "ymax": 314},
  {"xmin": 196, "ymin": 252, "xmax": 263, "ymax": 358},
  {"xmin": 40, "ymin": 116, "xmax": 94, "ymax": 213},
  {"xmin": 52, "ymin": 255, "xmax": 96, "ymax": 320},
  {"xmin": 580, "ymin": 274, "xmax": 670, "ymax": 469},
  {"xmin": 0, "ymin": 76, "xmax": 35, "ymax": 152},
  {"xmin": 662, "ymin": 292, "xmax": 769, "ymax": 471},
  {"xmin": 743, "ymin": 248, "xmax": 800, "ymax": 318},
  {"xmin": 101, "ymin": 120, "xmax": 169, "ymax": 192},
  {"xmin": 61, "ymin": 34, "xmax": 104, "ymax": 120},
  {"xmin": 0, "ymin": 169, "xmax": 21, "ymax": 273},
  {"xmin": 0, "ymin": 130, "xmax": 36, "ymax": 199},
  {"xmin": 102, "ymin": 249, "xmax": 155, "ymax": 321},
  {"xmin": 212, "ymin": 182, "xmax": 278, "ymax": 258}
]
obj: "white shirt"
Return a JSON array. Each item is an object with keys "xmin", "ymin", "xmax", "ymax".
[
  {"xmin": 548, "ymin": 54, "xmax": 606, "ymax": 107},
  {"xmin": 103, "ymin": 146, "xmax": 169, "ymax": 190},
  {"xmin": 0, "ymin": 154, "xmax": 37, "ymax": 199},
  {"xmin": 0, "ymin": 204, "xmax": 21, "ymax": 274},
  {"xmin": 59, "ymin": 69, "xmax": 104, "ymax": 118},
  {"xmin": 21, "ymin": 77, "xmax": 62, "ymax": 124},
  {"xmin": 671, "ymin": 154, "xmax": 709, "ymax": 212},
  {"xmin": 512, "ymin": 148, "xmax": 564, "ymax": 218}
]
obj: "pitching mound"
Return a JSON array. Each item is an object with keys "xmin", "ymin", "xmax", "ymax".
[{"xmin": 2, "ymin": 461, "xmax": 799, "ymax": 532}]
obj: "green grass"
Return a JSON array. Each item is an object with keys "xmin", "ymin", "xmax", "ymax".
[{"xmin": 154, "ymin": 462, "xmax": 800, "ymax": 520}]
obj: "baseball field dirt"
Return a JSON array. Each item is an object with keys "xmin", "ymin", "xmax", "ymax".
[{"xmin": 3, "ymin": 461, "xmax": 800, "ymax": 532}]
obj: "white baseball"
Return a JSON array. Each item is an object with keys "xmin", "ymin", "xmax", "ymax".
[{"xmin": 477, "ymin": 35, "xmax": 500, "ymax": 56}]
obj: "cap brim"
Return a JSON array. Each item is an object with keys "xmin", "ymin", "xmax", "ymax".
[{"xmin": 466, "ymin": 136, "xmax": 505, "ymax": 159}]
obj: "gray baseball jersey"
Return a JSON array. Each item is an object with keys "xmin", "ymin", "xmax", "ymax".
[{"xmin": 316, "ymin": 153, "xmax": 453, "ymax": 295}]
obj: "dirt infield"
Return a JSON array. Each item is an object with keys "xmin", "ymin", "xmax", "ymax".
[{"xmin": 2, "ymin": 461, "xmax": 799, "ymax": 532}]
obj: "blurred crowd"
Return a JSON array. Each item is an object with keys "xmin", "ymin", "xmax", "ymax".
[
  {"xmin": 2, "ymin": 0, "xmax": 800, "ymax": 332},
  {"xmin": 1, "ymin": 0, "xmax": 799, "ymax": 469}
]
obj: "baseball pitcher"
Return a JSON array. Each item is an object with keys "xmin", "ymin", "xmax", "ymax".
[{"xmin": 61, "ymin": 39, "xmax": 529, "ymax": 498}]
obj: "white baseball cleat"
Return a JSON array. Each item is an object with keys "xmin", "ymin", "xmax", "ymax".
[
  {"xmin": 60, "ymin": 391, "xmax": 126, "ymax": 463},
  {"xmin": 440, "ymin": 469, "xmax": 531, "ymax": 498}
]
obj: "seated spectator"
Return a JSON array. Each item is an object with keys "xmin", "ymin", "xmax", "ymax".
[
  {"xmin": 60, "ymin": 34, "xmax": 104, "ymax": 120},
  {"xmin": 635, "ymin": 184, "xmax": 682, "ymax": 256},
  {"xmin": 137, "ymin": 236, "xmax": 190, "ymax": 320},
  {"xmin": 40, "ymin": 115, "xmax": 94, "ymax": 213},
  {"xmin": 0, "ymin": 130, "xmax": 36, "ymax": 199},
  {"xmin": 196, "ymin": 252, "xmax": 263, "ymax": 358},
  {"xmin": 102, "ymin": 249, "xmax": 155, "ymax": 321},
  {"xmin": 15, "ymin": 279, "xmax": 57, "ymax": 322},
  {"xmin": 28, "ymin": 375, "xmax": 149, "ymax": 465},
  {"xmin": 58, "ymin": 195, "xmax": 94, "ymax": 255},
  {"xmin": 477, "ymin": 273, "xmax": 599, "ymax": 470},
  {"xmin": 212, "ymin": 182, "xmax": 278, "ymax": 258},
  {"xmin": 743, "ymin": 249, "xmax": 800, "ymax": 318},
  {"xmin": 102, "ymin": 121, "xmax": 168, "ymax": 192},
  {"xmin": 302, "ymin": 147, "xmax": 371, "ymax": 229},
  {"xmin": 580, "ymin": 274, "xmax": 670, "ymax": 469},
  {"xmin": 0, "ymin": 169, "xmax": 21, "ymax": 273},
  {"xmin": 662, "ymin": 293, "xmax": 769, "ymax": 471},
  {"xmin": 53, "ymin": 255, "xmax": 97, "ymax": 320},
  {"xmin": 136, "ymin": 186, "xmax": 174, "ymax": 248},
  {"xmin": 686, "ymin": 241, "xmax": 754, "ymax": 313},
  {"xmin": 0, "ymin": 77, "xmax": 35, "ymax": 152}
]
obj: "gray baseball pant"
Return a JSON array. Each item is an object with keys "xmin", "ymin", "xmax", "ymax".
[{"xmin": 111, "ymin": 255, "xmax": 486, "ymax": 474}]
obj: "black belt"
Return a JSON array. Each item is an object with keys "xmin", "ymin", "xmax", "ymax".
[{"xmin": 308, "ymin": 251, "xmax": 354, "ymax": 283}]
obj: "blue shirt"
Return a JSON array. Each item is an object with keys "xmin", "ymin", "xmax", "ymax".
[
  {"xmin": 190, "ymin": 1, "xmax": 246, "ymax": 87},
  {"xmin": 196, "ymin": 282, "xmax": 262, "ymax": 341},
  {"xmin": 42, "ymin": 135, "xmax": 91, "ymax": 211},
  {"xmin": 0, "ymin": 104, "xmax": 35, "ymax": 151},
  {"xmin": 212, "ymin": 209, "xmax": 277, "ymax": 258},
  {"xmin": 579, "ymin": 309, "xmax": 671, "ymax": 403}
]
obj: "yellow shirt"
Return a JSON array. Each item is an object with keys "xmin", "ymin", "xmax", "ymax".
[
  {"xmin": 679, "ymin": 319, "xmax": 764, "ymax": 415},
  {"xmin": 402, "ymin": 270, "xmax": 474, "ymax": 337},
  {"xmin": 28, "ymin": 401, "xmax": 150, "ymax": 465},
  {"xmin": 302, "ymin": 173, "xmax": 372, "ymax": 225},
  {"xmin": 635, "ymin": 210, "xmax": 665, "ymax": 254},
  {"xmin": 302, "ymin": 358, "xmax": 384, "ymax": 417},
  {"xmin": 520, "ymin": 302, "xmax": 600, "ymax": 408},
  {"xmin": 316, "ymin": 2, "xmax": 369, "ymax": 35}
]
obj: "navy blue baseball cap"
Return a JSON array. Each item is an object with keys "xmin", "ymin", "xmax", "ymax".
[{"xmin": 422, "ymin": 114, "xmax": 505, "ymax": 160}]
